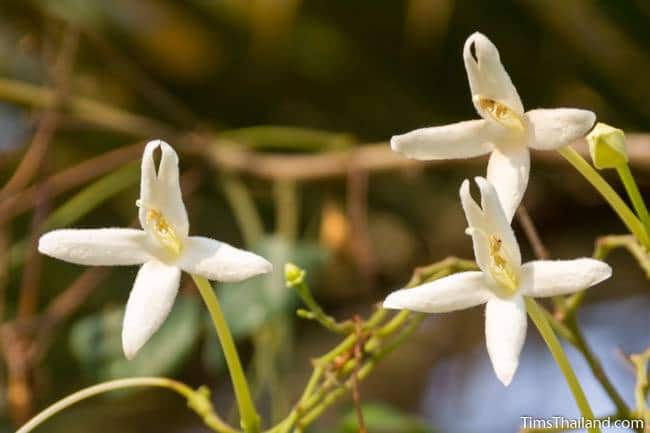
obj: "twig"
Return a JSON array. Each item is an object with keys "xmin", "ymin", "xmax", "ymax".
[
  {"xmin": 0, "ymin": 77, "xmax": 175, "ymax": 138},
  {"xmin": 351, "ymin": 316, "xmax": 367, "ymax": 433},
  {"xmin": 629, "ymin": 348, "xmax": 650, "ymax": 424},
  {"xmin": 347, "ymin": 153, "xmax": 376, "ymax": 292},
  {"xmin": 272, "ymin": 257, "xmax": 473, "ymax": 433},
  {"xmin": 0, "ymin": 142, "xmax": 144, "ymax": 224},
  {"xmin": 220, "ymin": 174, "xmax": 265, "ymax": 248},
  {"xmin": 516, "ymin": 206, "xmax": 550, "ymax": 259}
]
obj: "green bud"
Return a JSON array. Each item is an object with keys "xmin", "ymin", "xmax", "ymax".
[
  {"xmin": 284, "ymin": 262, "xmax": 306, "ymax": 288},
  {"xmin": 587, "ymin": 122, "xmax": 628, "ymax": 169}
]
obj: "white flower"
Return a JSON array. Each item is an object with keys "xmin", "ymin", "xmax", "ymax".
[
  {"xmin": 383, "ymin": 177, "xmax": 611, "ymax": 385},
  {"xmin": 390, "ymin": 32, "xmax": 596, "ymax": 221},
  {"xmin": 39, "ymin": 140, "xmax": 272, "ymax": 359}
]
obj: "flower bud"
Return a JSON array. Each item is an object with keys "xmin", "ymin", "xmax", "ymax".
[
  {"xmin": 587, "ymin": 122, "xmax": 628, "ymax": 169},
  {"xmin": 284, "ymin": 262, "xmax": 306, "ymax": 288}
]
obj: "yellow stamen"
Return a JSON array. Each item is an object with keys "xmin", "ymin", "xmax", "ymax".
[
  {"xmin": 137, "ymin": 200, "xmax": 182, "ymax": 256},
  {"xmin": 488, "ymin": 234, "xmax": 519, "ymax": 295},
  {"xmin": 477, "ymin": 97, "xmax": 524, "ymax": 131}
]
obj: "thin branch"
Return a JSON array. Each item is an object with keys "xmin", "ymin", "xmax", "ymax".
[
  {"xmin": 516, "ymin": 206, "xmax": 550, "ymax": 259},
  {"xmin": 0, "ymin": 142, "xmax": 144, "ymax": 224},
  {"xmin": 0, "ymin": 77, "xmax": 175, "ymax": 138},
  {"xmin": 202, "ymin": 135, "xmax": 650, "ymax": 181}
]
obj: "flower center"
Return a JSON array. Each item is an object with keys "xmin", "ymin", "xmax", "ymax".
[
  {"xmin": 487, "ymin": 234, "xmax": 519, "ymax": 296},
  {"xmin": 477, "ymin": 97, "xmax": 524, "ymax": 131},
  {"xmin": 137, "ymin": 200, "xmax": 182, "ymax": 257}
]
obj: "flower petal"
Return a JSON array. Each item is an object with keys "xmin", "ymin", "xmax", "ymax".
[
  {"xmin": 463, "ymin": 32, "xmax": 524, "ymax": 118},
  {"xmin": 526, "ymin": 108, "xmax": 596, "ymax": 151},
  {"xmin": 139, "ymin": 140, "xmax": 189, "ymax": 238},
  {"xmin": 178, "ymin": 236, "xmax": 272, "ymax": 282},
  {"xmin": 459, "ymin": 178, "xmax": 521, "ymax": 273},
  {"xmin": 38, "ymin": 228, "xmax": 151, "ymax": 266},
  {"xmin": 390, "ymin": 119, "xmax": 498, "ymax": 160},
  {"xmin": 460, "ymin": 179, "xmax": 491, "ymax": 272},
  {"xmin": 486, "ymin": 142, "xmax": 529, "ymax": 222},
  {"xmin": 122, "ymin": 260, "xmax": 180, "ymax": 359},
  {"xmin": 520, "ymin": 259, "xmax": 612, "ymax": 298},
  {"xmin": 485, "ymin": 294, "xmax": 526, "ymax": 386},
  {"xmin": 383, "ymin": 271, "xmax": 492, "ymax": 313},
  {"xmin": 474, "ymin": 177, "xmax": 521, "ymax": 268}
]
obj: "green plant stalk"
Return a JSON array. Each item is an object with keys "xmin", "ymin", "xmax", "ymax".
[
  {"xmin": 15, "ymin": 377, "xmax": 237, "ymax": 433},
  {"xmin": 616, "ymin": 163, "xmax": 650, "ymax": 233},
  {"xmin": 274, "ymin": 179, "xmax": 299, "ymax": 242},
  {"xmin": 630, "ymin": 349, "xmax": 650, "ymax": 425},
  {"xmin": 558, "ymin": 146, "xmax": 649, "ymax": 247},
  {"xmin": 565, "ymin": 317, "xmax": 630, "ymax": 419},
  {"xmin": 192, "ymin": 274, "xmax": 261, "ymax": 433},
  {"xmin": 526, "ymin": 298, "xmax": 600, "ymax": 433},
  {"xmin": 220, "ymin": 174, "xmax": 265, "ymax": 248}
]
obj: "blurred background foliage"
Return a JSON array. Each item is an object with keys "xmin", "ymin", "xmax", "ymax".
[{"xmin": 0, "ymin": 1, "xmax": 648, "ymax": 432}]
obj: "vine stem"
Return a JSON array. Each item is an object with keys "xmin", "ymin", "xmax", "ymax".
[
  {"xmin": 526, "ymin": 298, "xmax": 600, "ymax": 433},
  {"xmin": 557, "ymin": 146, "xmax": 649, "ymax": 247},
  {"xmin": 616, "ymin": 163, "xmax": 650, "ymax": 233},
  {"xmin": 15, "ymin": 377, "xmax": 195, "ymax": 433},
  {"xmin": 192, "ymin": 274, "xmax": 261, "ymax": 433}
]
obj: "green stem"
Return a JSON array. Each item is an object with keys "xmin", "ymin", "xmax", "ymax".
[
  {"xmin": 616, "ymin": 163, "xmax": 650, "ymax": 233},
  {"xmin": 192, "ymin": 275, "xmax": 261, "ymax": 433},
  {"xmin": 526, "ymin": 298, "xmax": 600, "ymax": 433},
  {"xmin": 220, "ymin": 174, "xmax": 265, "ymax": 248},
  {"xmin": 558, "ymin": 146, "xmax": 650, "ymax": 247},
  {"xmin": 566, "ymin": 317, "xmax": 630, "ymax": 418},
  {"xmin": 14, "ymin": 377, "xmax": 228, "ymax": 433},
  {"xmin": 274, "ymin": 179, "xmax": 299, "ymax": 241}
]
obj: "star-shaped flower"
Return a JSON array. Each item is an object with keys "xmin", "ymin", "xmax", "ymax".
[
  {"xmin": 39, "ymin": 140, "xmax": 272, "ymax": 359},
  {"xmin": 391, "ymin": 32, "xmax": 596, "ymax": 221},
  {"xmin": 383, "ymin": 177, "xmax": 611, "ymax": 385}
]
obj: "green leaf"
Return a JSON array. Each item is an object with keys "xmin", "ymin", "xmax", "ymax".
[
  {"xmin": 69, "ymin": 296, "xmax": 202, "ymax": 381},
  {"xmin": 339, "ymin": 403, "xmax": 434, "ymax": 433}
]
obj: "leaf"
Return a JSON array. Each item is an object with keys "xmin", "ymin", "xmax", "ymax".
[
  {"xmin": 69, "ymin": 295, "xmax": 202, "ymax": 381},
  {"xmin": 339, "ymin": 403, "xmax": 434, "ymax": 433}
]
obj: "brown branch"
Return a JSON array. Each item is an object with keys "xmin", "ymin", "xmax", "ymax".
[
  {"xmin": 0, "ymin": 142, "xmax": 144, "ymax": 224},
  {"xmin": 516, "ymin": 205, "xmax": 550, "ymax": 260},
  {"xmin": 347, "ymin": 152, "xmax": 376, "ymax": 292},
  {"xmin": 0, "ymin": 28, "xmax": 79, "ymax": 199},
  {"xmin": 203, "ymin": 134, "xmax": 650, "ymax": 181}
]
